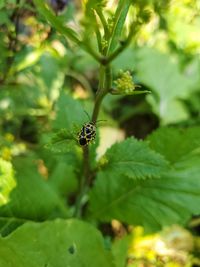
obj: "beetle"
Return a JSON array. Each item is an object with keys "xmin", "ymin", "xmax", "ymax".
[
  {"xmin": 78, "ymin": 121, "xmax": 96, "ymax": 146},
  {"xmin": 77, "ymin": 112, "xmax": 105, "ymax": 146}
]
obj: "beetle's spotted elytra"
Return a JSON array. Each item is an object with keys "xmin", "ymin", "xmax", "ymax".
[
  {"xmin": 78, "ymin": 121, "xmax": 96, "ymax": 146},
  {"xmin": 77, "ymin": 111, "xmax": 105, "ymax": 146}
]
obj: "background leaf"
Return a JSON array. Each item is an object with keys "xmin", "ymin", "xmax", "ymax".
[
  {"xmin": 136, "ymin": 48, "xmax": 197, "ymax": 124},
  {"xmin": 0, "ymin": 219, "xmax": 115, "ymax": 267},
  {"xmin": 147, "ymin": 126, "xmax": 200, "ymax": 163},
  {"xmin": 53, "ymin": 92, "xmax": 87, "ymax": 131},
  {"xmin": 33, "ymin": 0, "xmax": 80, "ymax": 44},
  {"xmin": 0, "ymin": 156, "xmax": 69, "ymax": 236},
  {"xmin": 0, "ymin": 159, "xmax": 16, "ymax": 207}
]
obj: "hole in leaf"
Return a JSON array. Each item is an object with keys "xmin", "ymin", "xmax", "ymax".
[{"xmin": 68, "ymin": 244, "xmax": 76, "ymax": 254}]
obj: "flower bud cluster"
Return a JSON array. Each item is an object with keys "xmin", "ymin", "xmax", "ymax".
[
  {"xmin": 107, "ymin": 16, "xmax": 114, "ymax": 33},
  {"xmin": 101, "ymin": 38, "xmax": 108, "ymax": 50},
  {"xmin": 114, "ymin": 70, "xmax": 136, "ymax": 94}
]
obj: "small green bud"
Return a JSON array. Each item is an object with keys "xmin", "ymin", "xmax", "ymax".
[
  {"xmin": 101, "ymin": 38, "xmax": 108, "ymax": 50},
  {"xmin": 98, "ymin": 156, "xmax": 108, "ymax": 168},
  {"xmin": 113, "ymin": 70, "xmax": 136, "ymax": 93},
  {"xmin": 107, "ymin": 15, "xmax": 115, "ymax": 33}
]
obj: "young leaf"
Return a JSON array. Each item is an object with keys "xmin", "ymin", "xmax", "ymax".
[
  {"xmin": 0, "ymin": 219, "xmax": 115, "ymax": 267},
  {"xmin": 45, "ymin": 129, "xmax": 77, "ymax": 153},
  {"xmin": 98, "ymin": 137, "xmax": 169, "ymax": 180},
  {"xmin": 107, "ymin": 0, "xmax": 132, "ymax": 53}
]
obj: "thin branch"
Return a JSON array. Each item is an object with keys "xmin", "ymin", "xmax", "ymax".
[
  {"xmin": 74, "ymin": 65, "xmax": 111, "ymax": 217},
  {"xmin": 105, "ymin": 23, "xmax": 140, "ymax": 64},
  {"xmin": 92, "ymin": 65, "xmax": 111, "ymax": 123},
  {"xmin": 74, "ymin": 146, "xmax": 90, "ymax": 218},
  {"xmin": 95, "ymin": 9, "xmax": 109, "ymax": 39}
]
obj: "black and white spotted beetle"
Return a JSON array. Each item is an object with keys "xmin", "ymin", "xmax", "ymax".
[
  {"xmin": 77, "ymin": 112, "xmax": 104, "ymax": 146},
  {"xmin": 78, "ymin": 121, "xmax": 96, "ymax": 146}
]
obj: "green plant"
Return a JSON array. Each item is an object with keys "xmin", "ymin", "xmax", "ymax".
[{"xmin": 0, "ymin": 1, "xmax": 200, "ymax": 267}]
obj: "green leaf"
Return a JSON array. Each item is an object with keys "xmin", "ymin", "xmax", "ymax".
[
  {"xmin": 112, "ymin": 235, "xmax": 131, "ymax": 267},
  {"xmin": 53, "ymin": 92, "xmax": 86, "ymax": 131},
  {"xmin": 0, "ymin": 156, "xmax": 69, "ymax": 236},
  {"xmin": 136, "ymin": 48, "xmax": 195, "ymax": 124},
  {"xmin": 45, "ymin": 129, "xmax": 77, "ymax": 153},
  {"xmin": 147, "ymin": 126, "xmax": 200, "ymax": 163},
  {"xmin": 9, "ymin": 48, "xmax": 43, "ymax": 75},
  {"xmin": 49, "ymin": 162, "xmax": 78, "ymax": 196},
  {"xmin": 0, "ymin": 159, "xmax": 16, "ymax": 207},
  {"xmin": 89, "ymin": 127, "xmax": 200, "ymax": 232},
  {"xmin": 33, "ymin": 0, "xmax": 80, "ymax": 44},
  {"xmin": 0, "ymin": 219, "xmax": 115, "ymax": 267},
  {"xmin": 99, "ymin": 137, "xmax": 169, "ymax": 180},
  {"xmin": 0, "ymin": 9, "xmax": 10, "ymax": 25},
  {"xmin": 89, "ymin": 167, "xmax": 200, "ymax": 232},
  {"xmin": 108, "ymin": 0, "xmax": 132, "ymax": 53}
]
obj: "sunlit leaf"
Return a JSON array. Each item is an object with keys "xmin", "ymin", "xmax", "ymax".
[
  {"xmin": 0, "ymin": 156, "xmax": 69, "ymax": 236},
  {"xmin": 90, "ymin": 127, "xmax": 200, "ymax": 232},
  {"xmin": 99, "ymin": 137, "xmax": 169, "ymax": 180},
  {"xmin": 136, "ymin": 48, "xmax": 196, "ymax": 124},
  {"xmin": 0, "ymin": 158, "xmax": 16, "ymax": 207},
  {"xmin": 0, "ymin": 219, "xmax": 115, "ymax": 267},
  {"xmin": 147, "ymin": 126, "xmax": 200, "ymax": 163},
  {"xmin": 33, "ymin": 0, "xmax": 80, "ymax": 44},
  {"xmin": 107, "ymin": 0, "xmax": 132, "ymax": 53},
  {"xmin": 89, "ymin": 168, "xmax": 200, "ymax": 232}
]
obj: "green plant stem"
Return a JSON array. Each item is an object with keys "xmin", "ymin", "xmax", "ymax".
[
  {"xmin": 74, "ymin": 146, "xmax": 90, "ymax": 218},
  {"xmin": 92, "ymin": 66, "xmax": 111, "ymax": 122},
  {"xmin": 73, "ymin": 2, "xmax": 133, "ymax": 218},
  {"xmin": 95, "ymin": 9, "xmax": 109, "ymax": 39},
  {"xmin": 74, "ymin": 65, "xmax": 111, "ymax": 217}
]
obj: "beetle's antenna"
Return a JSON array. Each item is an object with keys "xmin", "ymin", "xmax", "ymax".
[{"xmin": 84, "ymin": 110, "xmax": 91, "ymax": 121}]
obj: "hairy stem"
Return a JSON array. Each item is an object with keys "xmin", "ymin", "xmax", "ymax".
[
  {"xmin": 74, "ymin": 146, "xmax": 89, "ymax": 218},
  {"xmin": 92, "ymin": 66, "xmax": 111, "ymax": 122},
  {"xmin": 95, "ymin": 9, "xmax": 109, "ymax": 39},
  {"xmin": 74, "ymin": 65, "xmax": 111, "ymax": 217},
  {"xmin": 73, "ymin": 3, "xmax": 133, "ymax": 218}
]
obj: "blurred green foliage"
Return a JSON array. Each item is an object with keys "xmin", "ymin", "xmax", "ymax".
[{"xmin": 0, "ymin": 0, "xmax": 200, "ymax": 266}]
